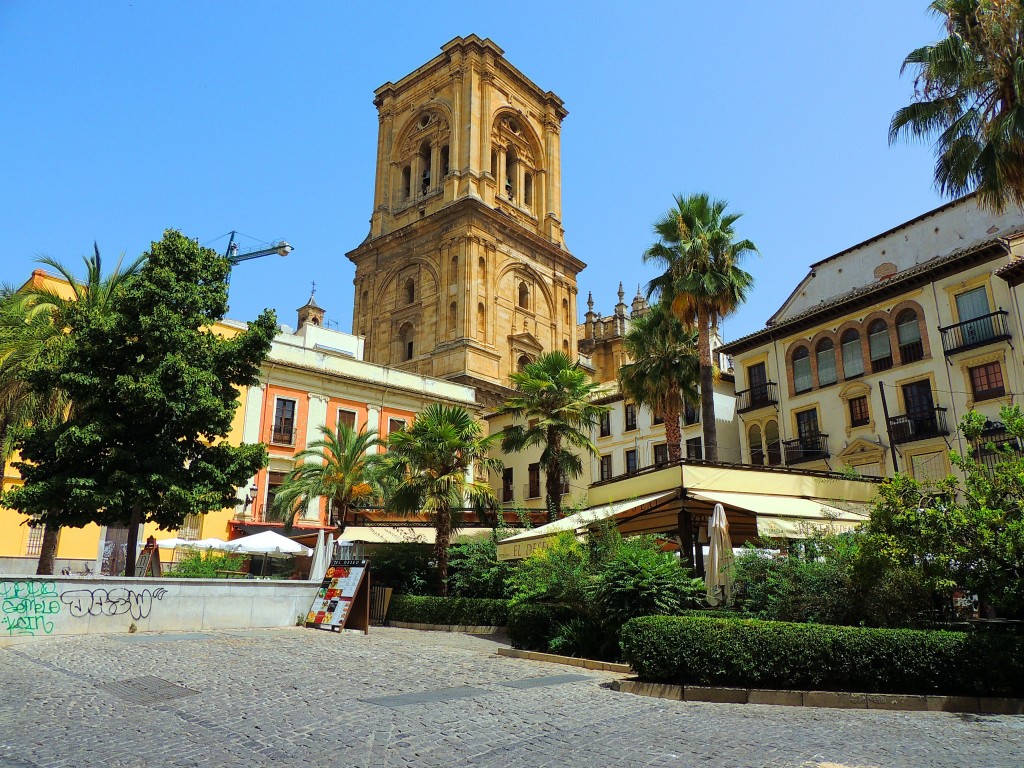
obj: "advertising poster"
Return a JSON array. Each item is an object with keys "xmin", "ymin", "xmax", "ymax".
[{"xmin": 306, "ymin": 559, "xmax": 370, "ymax": 633}]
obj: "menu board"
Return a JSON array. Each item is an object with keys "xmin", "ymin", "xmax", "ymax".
[{"xmin": 305, "ymin": 559, "xmax": 370, "ymax": 634}]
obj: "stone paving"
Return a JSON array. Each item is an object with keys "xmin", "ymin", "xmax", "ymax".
[{"xmin": 1, "ymin": 626, "xmax": 1022, "ymax": 767}]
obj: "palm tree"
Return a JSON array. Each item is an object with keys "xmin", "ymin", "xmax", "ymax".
[
  {"xmin": 269, "ymin": 423, "xmax": 382, "ymax": 533},
  {"xmin": 381, "ymin": 403, "xmax": 501, "ymax": 595},
  {"xmin": 644, "ymin": 193, "xmax": 756, "ymax": 463},
  {"xmin": 890, "ymin": 1, "xmax": 1024, "ymax": 212},
  {"xmin": 619, "ymin": 303, "xmax": 699, "ymax": 463},
  {"xmin": 0, "ymin": 246, "xmax": 144, "ymax": 574},
  {"xmin": 498, "ymin": 351, "xmax": 609, "ymax": 523}
]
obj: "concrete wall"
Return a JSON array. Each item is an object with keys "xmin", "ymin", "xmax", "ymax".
[{"xmin": 0, "ymin": 575, "xmax": 320, "ymax": 647}]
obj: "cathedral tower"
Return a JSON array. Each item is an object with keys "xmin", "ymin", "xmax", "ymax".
[{"xmin": 346, "ymin": 35, "xmax": 585, "ymax": 405}]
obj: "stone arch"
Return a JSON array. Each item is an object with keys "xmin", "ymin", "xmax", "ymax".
[
  {"xmin": 787, "ymin": 341, "xmax": 813, "ymax": 396},
  {"xmin": 890, "ymin": 298, "xmax": 931, "ymax": 361},
  {"xmin": 495, "ymin": 260, "xmax": 555, "ymax": 318},
  {"xmin": 490, "ymin": 107, "xmax": 543, "ymax": 169},
  {"xmin": 376, "ymin": 257, "xmax": 441, "ymax": 311}
]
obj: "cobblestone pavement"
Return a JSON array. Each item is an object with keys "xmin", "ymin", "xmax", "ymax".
[{"xmin": 1, "ymin": 627, "xmax": 1022, "ymax": 768}]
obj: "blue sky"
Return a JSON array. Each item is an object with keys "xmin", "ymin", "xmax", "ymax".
[{"xmin": 1, "ymin": 2, "xmax": 945, "ymax": 343}]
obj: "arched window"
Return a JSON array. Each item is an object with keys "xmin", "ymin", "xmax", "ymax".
[
  {"xmin": 517, "ymin": 354, "xmax": 531, "ymax": 372},
  {"xmin": 505, "ymin": 146, "xmax": 518, "ymax": 200},
  {"xmin": 524, "ymin": 172, "xmax": 533, "ymax": 207},
  {"xmin": 518, "ymin": 281, "xmax": 530, "ymax": 310},
  {"xmin": 765, "ymin": 420, "xmax": 782, "ymax": 465},
  {"xmin": 450, "ymin": 254, "xmax": 458, "ymax": 280},
  {"xmin": 841, "ymin": 329, "xmax": 863, "ymax": 378},
  {"xmin": 478, "ymin": 256, "xmax": 486, "ymax": 280},
  {"xmin": 749, "ymin": 424, "xmax": 764, "ymax": 465},
  {"xmin": 477, "ymin": 302, "xmax": 486, "ymax": 338},
  {"xmin": 896, "ymin": 309, "xmax": 923, "ymax": 363},
  {"xmin": 401, "ymin": 165, "xmax": 411, "ymax": 200},
  {"xmin": 816, "ymin": 338, "xmax": 837, "ymax": 387},
  {"xmin": 868, "ymin": 320, "xmax": 893, "ymax": 372},
  {"xmin": 562, "ymin": 339, "xmax": 569, "ymax": 354},
  {"xmin": 562, "ymin": 298, "xmax": 569, "ymax": 324},
  {"xmin": 404, "ymin": 278, "xmax": 415, "ymax": 305},
  {"xmin": 490, "ymin": 149, "xmax": 498, "ymax": 178},
  {"xmin": 440, "ymin": 144, "xmax": 450, "ymax": 177},
  {"xmin": 418, "ymin": 141, "xmax": 432, "ymax": 195},
  {"xmin": 448, "ymin": 302, "xmax": 457, "ymax": 332},
  {"xmin": 399, "ymin": 323, "xmax": 415, "ymax": 361},
  {"xmin": 792, "ymin": 345, "xmax": 812, "ymax": 393}
]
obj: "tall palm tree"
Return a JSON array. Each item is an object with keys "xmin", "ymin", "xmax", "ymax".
[
  {"xmin": 0, "ymin": 246, "xmax": 144, "ymax": 574},
  {"xmin": 269, "ymin": 423, "xmax": 382, "ymax": 533},
  {"xmin": 381, "ymin": 403, "xmax": 501, "ymax": 595},
  {"xmin": 644, "ymin": 193, "xmax": 756, "ymax": 463},
  {"xmin": 499, "ymin": 351, "xmax": 609, "ymax": 523},
  {"xmin": 890, "ymin": 1, "xmax": 1024, "ymax": 212},
  {"xmin": 619, "ymin": 303, "xmax": 699, "ymax": 463}
]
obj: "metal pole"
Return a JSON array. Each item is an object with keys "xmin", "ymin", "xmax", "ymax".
[{"xmin": 878, "ymin": 382, "xmax": 900, "ymax": 474}]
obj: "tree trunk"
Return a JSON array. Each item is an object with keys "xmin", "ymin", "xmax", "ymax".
[
  {"xmin": 545, "ymin": 428, "xmax": 562, "ymax": 523},
  {"xmin": 435, "ymin": 504, "xmax": 451, "ymax": 597},
  {"xmin": 124, "ymin": 506, "xmax": 142, "ymax": 577},
  {"xmin": 664, "ymin": 396, "xmax": 682, "ymax": 463},
  {"xmin": 697, "ymin": 305, "xmax": 718, "ymax": 462},
  {"xmin": 36, "ymin": 525, "xmax": 60, "ymax": 575}
]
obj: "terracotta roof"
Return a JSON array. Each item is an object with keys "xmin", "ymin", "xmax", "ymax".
[{"xmin": 996, "ymin": 257, "xmax": 1024, "ymax": 286}]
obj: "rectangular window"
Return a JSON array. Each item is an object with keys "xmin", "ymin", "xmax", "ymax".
[
  {"xmin": 970, "ymin": 362, "xmax": 1005, "ymax": 401},
  {"xmin": 337, "ymin": 408, "xmax": 357, "ymax": 431},
  {"xmin": 388, "ymin": 418, "xmax": 407, "ymax": 434},
  {"xmin": 653, "ymin": 411, "xmax": 664, "ymax": 425},
  {"xmin": 560, "ymin": 474, "xmax": 570, "ymax": 496},
  {"xmin": 599, "ymin": 454, "xmax": 612, "ymax": 481},
  {"xmin": 848, "ymin": 396, "xmax": 870, "ymax": 427},
  {"xmin": 599, "ymin": 411, "xmax": 611, "ymax": 437},
  {"xmin": 265, "ymin": 471, "xmax": 287, "ymax": 518},
  {"xmin": 686, "ymin": 437, "xmax": 703, "ymax": 460},
  {"xmin": 528, "ymin": 463, "xmax": 541, "ymax": 499},
  {"xmin": 910, "ymin": 451, "xmax": 948, "ymax": 483},
  {"xmin": 272, "ymin": 398, "xmax": 297, "ymax": 444},
  {"xmin": 624, "ymin": 403, "xmax": 637, "ymax": 431},
  {"xmin": 24, "ymin": 522, "xmax": 45, "ymax": 557},
  {"xmin": 653, "ymin": 443, "xmax": 669, "ymax": 467},
  {"xmin": 796, "ymin": 409, "xmax": 820, "ymax": 440},
  {"xmin": 502, "ymin": 468, "xmax": 514, "ymax": 502},
  {"xmin": 956, "ymin": 286, "xmax": 995, "ymax": 345},
  {"xmin": 684, "ymin": 403, "xmax": 700, "ymax": 425},
  {"xmin": 625, "ymin": 449, "xmax": 638, "ymax": 475}
]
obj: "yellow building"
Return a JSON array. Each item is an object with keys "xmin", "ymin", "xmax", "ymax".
[{"xmin": 719, "ymin": 195, "xmax": 1024, "ymax": 483}]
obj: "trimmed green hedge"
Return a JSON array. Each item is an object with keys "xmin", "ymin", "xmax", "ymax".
[
  {"xmin": 386, "ymin": 595, "xmax": 510, "ymax": 627},
  {"xmin": 507, "ymin": 603, "xmax": 579, "ymax": 652},
  {"xmin": 621, "ymin": 616, "xmax": 1024, "ymax": 697}
]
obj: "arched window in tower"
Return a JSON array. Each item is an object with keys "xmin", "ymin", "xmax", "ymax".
[
  {"xmin": 401, "ymin": 165, "xmax": 411, "ymax": 201},
  {"xmin": 478, "ymin": 256, "xmax": 486, "ymax": 280},
  {"xmin": 418, "ymin": 141, "xmax": 432, "ymax": 195},
  {"xmin": 440, "ymin": 144, "xmax": 450, "ymax": 177},
  {"xmin": 562, "ymin": 298, "xmax": 569, "ymax": 325},
  {"xmin": 490, "ymin": 149, "xmax": 497, "ymax": 178},
  {"xmin": 505, "ymin": 145, "xmax": 518, "ymax": 200},
  {"xmin": 477, "ymin": 302, "xmax": 486, "ymax": 339},
  {"xmin": 562, "ymin": 339, "xmax": 569, "ymax": 354},
  {"xmin": 524, "ymin": 172, "xmax": 533, "ymax": 207},
  {"xmin": 399, "ymin": 322, "xmax": 415, "ymax": 361},
  {"xmin": 448, "ymin": 302, "xmax": 457, "ymax": 333},
  {"xmin": 518, "ymin": 281, "xmax": 529, "ymax": 310},
  {"xmin": 517, "ymin": 354, "xmax": 531, "ymax": 372},
  {"xmin": 450, "ymin": 254, "xmax": 458, "ymax": 280},
  {"xmin": 404, "ymin": 278, "xmax": 415, "ymax": 305}
]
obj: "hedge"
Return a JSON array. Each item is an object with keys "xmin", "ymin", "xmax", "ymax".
[
  {"xmin": 386, "ymin": 594, "xmax": 510, "ymax": 627},
  {"xmin": 507, "ymin": 603, "xmax": 579, "ymax": 652},
  {"xmin": 620, "ymin": 616, "xmax": 1024, "ymax": 697}
]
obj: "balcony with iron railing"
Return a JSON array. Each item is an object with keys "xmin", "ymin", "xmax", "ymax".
[
  {"xmin": 971, "ymin": 420, "xmax": 1024, "ymax": 473},
  {"xmin": 782, "ymin": 433, "xmax": 830, "ymax": 465},
  {"xmin": 939, "ymin": 310, "xmax": 1011, "ymax": 356},
  {"xmin": 736, "ymin": 382, "xmax": 779, "ymax": 414},
  {"xmin": 888, "ymin": 407, "xmax": 949, "ymax": 445}
]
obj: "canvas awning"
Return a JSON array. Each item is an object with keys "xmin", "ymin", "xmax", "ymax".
[
  {"xmin": 687, "ymin": 490, "xmax": 870, "ymax": 539},
  {"xmin": 496, "ymin": 492, "xmax": 678, "ymax": 561},
  {"xmin": 338, "ymin": 527, "xmax": 500, "ymax": 546}
]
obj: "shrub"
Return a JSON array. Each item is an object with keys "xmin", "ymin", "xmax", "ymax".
[
  {"xmin": 368, "ymin": 544, "xmax": 435, "ymax": 595},
  {"xmin": 620, "ymin": 615, "xmax": 1024, "ymax": 697},
  {"xmin": 386, "ymin": 594, "xmax": 510, "ymax": 627},
  {"xmin": 165, "ymin": 550, "xmax": 245, "ymax": 578},
  {"xmin": 507, "ymin": 603, "xmax": 578, "ymax": 652},
  {"xmin": 447, "ymin": 532, "xmax": 515, "ymax": 599}
]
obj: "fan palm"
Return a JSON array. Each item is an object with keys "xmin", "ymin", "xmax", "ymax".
[
  {"xmin": 619, "ymin": 303, "xmax": 699, "ymax": 463},
  {"xmin": 0, "ymin": 246, "xmax": 144, "ymax": 574},
  {"xmin": 644, "ymin": 193, "xmax": 756, "ymax": 463},
  {"xmin": 499, "ymin": 351, "xmax": 609, "ymax": 523},
  {"xmin": 890, "ymin": 1, "xmax": 1024, "ymax": 211},
  {"xmin": 381, "ymin": 403, "xmax": 501, "ymax": 595},
  {"xmin": 270, "ymin": 423, "xmax": 382, "ymax": 533}
]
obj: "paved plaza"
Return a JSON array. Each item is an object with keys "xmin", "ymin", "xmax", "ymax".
[{"xmin": 1, "ymin": 626, "xmax": 1022, "ymax": 768}]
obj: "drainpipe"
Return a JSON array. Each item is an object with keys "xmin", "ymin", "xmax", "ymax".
[{"xmin": 878, "ymin": 382, "xmax": 900, "ymax": 474}]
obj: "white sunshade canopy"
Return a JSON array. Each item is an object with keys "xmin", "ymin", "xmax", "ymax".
[
  {"xmin": 223, "ymin": 530, "xmax": 313, "ymax": 557},
  {"xmin": 156, "ymin": 537, "xmax": 230, "ymax": 550},
  {"xmin": 338, "ymin": 527, "xmax": 501, "ymax": 546},
  {"xmin": 687, "ymin": 489, "xmax": 870, "ymax": 539}
]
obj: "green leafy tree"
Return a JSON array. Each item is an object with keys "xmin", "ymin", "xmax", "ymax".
[
  {"xmin": 269, "ymin": 423, "xmax": 381, "ymax": 533},
  {"xmin": 644, "ymin": 193, "xmax": 756, "ymax": 462},
  {"xmin": 499, "ymin": 351, "xmax": 609, "ymax": 522},
  {"xmin": 381, "ymin": 403, "xmax": 502, "ymax": 595},
  {"xmin": 890, "ymin": 1, "xmax": 1024, "ymax": 211},
  {"xmin": 0, "ymin": 247, "xmax": 144, "ymax": 574},
  {"xmin": 619, "ymin": 302, "xmax": 699, "ymax": 463},
  {"xmin": 4, "ymin": 230, "xmax": 276, "ymax": 575}
]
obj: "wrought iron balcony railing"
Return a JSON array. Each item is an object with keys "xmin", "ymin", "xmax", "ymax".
[
  {"xmin": 737, "ymin": 382, "xmax": 779, "ymax": 413},
  {"xmin": 888, "ymin": 407, "xmax": 949, "ymax": 445},
  {"xmin": 782, "ymin": 433, "xmax": 830, "ymax": 465},
  {"xmin": 939, "ymin": 310, "xmax": 1011, "ymax": 355}
]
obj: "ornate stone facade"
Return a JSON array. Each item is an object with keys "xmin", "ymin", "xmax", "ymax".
[{"xmin": 346, "ymin": 36, "xmax": 585, "ymax": 405}]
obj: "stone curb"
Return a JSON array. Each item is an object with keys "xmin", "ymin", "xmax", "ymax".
[
  {"xmin": 388, "ymin": 621, "xmax": 505, "ymax": 634},
  {"xmin": 611, "ymin": 679, "xmax": 1024, "ymax": 714},
  {"xmin": 496, "ymin": 648, "xmax": 632, "ymax": 674}
]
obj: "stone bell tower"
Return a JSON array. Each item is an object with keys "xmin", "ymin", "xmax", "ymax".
[{"xmin": 346, "ymin": 35, "xmax": 585, "ymax": 406}]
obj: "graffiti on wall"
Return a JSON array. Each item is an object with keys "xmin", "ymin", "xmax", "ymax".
[
  {"xmin": 61, "ymin": 587, "xmax": 167, "ymax": 621},
  {"xmin": 1, "ymin": 581, "xmax": 59, "ymax": 636}
]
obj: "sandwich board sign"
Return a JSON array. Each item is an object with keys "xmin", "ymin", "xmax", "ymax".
[{"xmin": 305, "ymin": 559, "xmax": 370, "ymax": 634}]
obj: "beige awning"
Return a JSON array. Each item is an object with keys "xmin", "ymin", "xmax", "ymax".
[
  {"xmin": 687, "ymin": 489, "xmax": 869, "ymax": 539},
  {"xmin": 339, "ymin": 527, "xmax": 499, "ymax": 545},
  {"xmin": 496, "ymin": 491, "xmax": 678, "ymax": 561}
]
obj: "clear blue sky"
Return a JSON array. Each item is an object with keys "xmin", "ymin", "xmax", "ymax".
[{"xmin": 1, "ymin": 2, "xmax": 946, "ymax": 343}]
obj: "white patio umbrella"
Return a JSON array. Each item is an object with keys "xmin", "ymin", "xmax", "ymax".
[
  {"xmin": 156, "ymin": 537, "xmax": 229, "ymax": 550},
  {"xmin": 705, "ymin": 503, "xmax": 735, "ymax": 607},
  {"xmin": 224, "ymin": 530, "xmax": 313, "ymax": 577}
]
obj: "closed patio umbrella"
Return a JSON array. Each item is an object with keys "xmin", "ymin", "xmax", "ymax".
[{"xmin": 705, "ymin": 503, "xmax": 734, "ymax": 607}]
